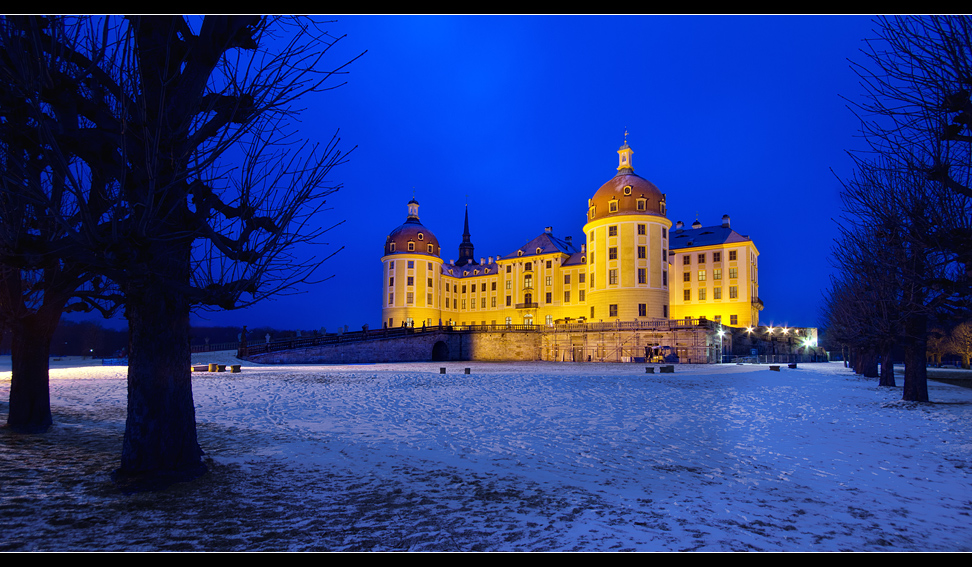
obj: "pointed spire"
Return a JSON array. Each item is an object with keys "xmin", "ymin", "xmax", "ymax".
[
  {"xmin": 456, "ymin": 203, "xmax": 477, "ymax": 267},
  {"xmin": 617, "ymin": 130, "xmax": 634, "ymax": 173}
]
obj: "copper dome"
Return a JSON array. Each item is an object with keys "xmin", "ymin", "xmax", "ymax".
[
  {"xmin": 588, "ymin": 172, "xmax": 666, "ymax": 221},
  {"xmin": 384, "ymin": 199, "xmax": 440, "ymax": 257}
]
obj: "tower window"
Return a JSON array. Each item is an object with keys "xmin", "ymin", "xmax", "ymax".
[
  {"xmin": 636, "ymin": 199, "xmax": 646, "ymax": 211},
  {"xmin": 408, "ymin": 242, "xmax": 415, "ymax": 251},
  {"xmin": 609, "ymin": 304, "xmax": 618, "ymax": 317},
  {"xmin": 428, "ymin": 244, "xmax": 434, "ymax": 253},
  {"xmin": 609, "ymin": 201, "xmax": 618, "ymax": 212},
  {"xmin": 623, "ymin": 185, "xmax": 632, "ymax": 195},
  {"xmin": 389, "ymin": 243, "xmax": 396, "ymax": 252},
  {"xmin": 609, "ymin": 226, "xmax": 617, "ymax": 237},
  {"xmin": 417, "ymin": 233, "xmax": 424, "ymax": 240}
]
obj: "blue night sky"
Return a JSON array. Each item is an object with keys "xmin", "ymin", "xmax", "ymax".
[{"xmin": 73, "ymin": 15, "xmax": 882, "ymax": 332}]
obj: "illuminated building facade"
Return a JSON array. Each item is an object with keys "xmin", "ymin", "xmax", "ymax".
[{"xmin": 381, "ymin": 139, "xmax": 761, "ymax": 329}]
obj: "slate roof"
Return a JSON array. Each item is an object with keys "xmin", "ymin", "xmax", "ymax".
[{"xmin": 668, "ymin": 225, "xmax": 753, "ymax": 250}]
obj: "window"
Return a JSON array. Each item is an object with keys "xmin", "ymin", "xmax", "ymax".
[
  {"xmin": 609, "ymin": 226, "xmax": 617, "ymax": 236},
  {"xmin": 684, "ymin": 289, "xmax": 691, "ymax": 301},
  {"xmin": 506, "ymin": 280, "xmax": 512, "ymax": 289},
  {"xmin": 417, "ymin": 233, "xmax": 423, "ymax": 241},
  {"xmin": 730, "ymin": 286, "xmax": 738, "ymax": 299},
  {"xmin": 546, "ymin": 315, "xmax": 553, "ymax": 326},
  {"xmin": 662, "ymin": 249, "xmax": 667, "ymax": 264},
  {"xmin": 491, "ymin": 297, "xmax": 496, "ymax": 308},
  {"xmin": 428, "ymin": 278, "xmax": 433, "ymax": 287},
  {"xmin": 663, "ymin": 305, "xmax": 668, "ymax": 317},
  {"xmin": 461, "ymin": 299, "xmax": 467, "ymax": 309},
  {"xmin": 590, "ymin": 231, "xmax": 594, "ymax": 242},
  {"xmin": 453, "ymin": 299, "xmax": 457, "ymax": 309},
  {"xmin": 589, "ymin": 207, "xmax": 596, "ymax": 219},
  {"xmin": 461, "ymin": 285, "xmax": 467, "ymax": 293},
  {"xmin": 579, "ymin": 290, "xmax": 585, "ymax": 301},
  {"xmin": 389, "ymin": 293, "xmax": 394, "ymax": 305},
  {"xmin": 609, "ymin": 269, "xmax": 618, "ymax": 285},
  {"xmin": 699, "ymin": 288, "xmax": 707, "ymax": 300},
  {"xmin": 389, "ymin": 242, "xmax": 395, "ymax": 252},
  {"xmin": 609, "ymin": 247, "xmax": 617, "ymax": 260},
  {"xmin": 389, "ymin": 277, "xmax": 394, "ymax": 287},
  {"xmin": 609, "ymin": 304, "xmax": 618, "ymax": 317},
  {"xmin": 546, "ymin": 260, "xmax": 552, "ymax": 269},
  {"xmin": 639, "ymin": 303, "xmax": 646, "ymax": 317},
  {"xmin": 683, "ymin": 255, "xmax": 690, "ymax": 265},
  {"xmin": 609, "ymin": 201, "xmax": 618, "ymax": 212},
  {"xmin": 590, "ymin": 273, "xmax": 594, "ymax": 287},
  {"xmin": 427, "ymin": 293, "xmax": 433, "ymax": 304},
  {"xmin": 638, "ymin": 268, "xmax": 646, "ymax": 284},
  {"xmin": 663, "ymin": 271, "xmax": 667, "ymax": 286},
  {"xmin": 389, "ymin": 261, "xmax": 394, "ymax": 270},
  {"xmin": 481, "ymin": 283, "xmax": 487, "ymax": 292},
  {"xmin": 638, "ymin": 224, "xmax": 646, "ymax": 235},
  {"xmin": 623, "ymin": 185, "xmax": 632, "ymax": 195},
  {"xmin": 428, "ymin": 244, "xmax": 434, "ymax": 253},
  {"xmin": 638, "ymin": 246, "xmax": 646, "ymax": 259},
  {"xmin": 591, "ymin": 306, "xmax": 595, "ymax": 318},
  {"xmin": 506, "ymin": 265, "xmax": 511, "ymax": 273},
  {"xmin": 565, "ymin": 274, "xmax": 571, "ymax": 285},
  {"xmin": 524, "ymin": 275, "xmax": 533, "ymax": 288},
  {"xmin": 428, "ymin": 263, "xmax": 432, "ymax": 271},
  {"xmin": 407, "ymin": 292, "xmax": 414, "ymax": 304},
  {"xmin": 729, "ymin": 268, "xmax": 738, "ymax": 279},
  {"xmin": 590, "ymin": 252, "xmax": 594, "ymax": 263},
  {"xmin": 579, "ymin": 273, "xmax": 586, "ymax": 283},
  {"xmin": 407, "ymin": 260, "xmax": 414, "ymax": 269},
  {"xmin": 407, "ymin": 276, "xmax": 414, "ymax": 286},
  {"xmin": 730, "ymin": 314, "xmax": 738, "ymax": 325},
  {"xmin": 545, "ymin": 292, "xmax": 552, "ymax": 304},
  {"xmin": 698, "ymin": 271, "xmax": 706, "ymax": 281},
  {"xmin": 637, "ymin": 199, "xmax": 646, "ymax": 211},
  {"xmin": 713, "ymin": 252, "xmax": 721, "ymax": 262},
  {"xmin": 729, "ymin": 251, "xmax": 737, "ymax": 261},
  {"xmin": 491, "ymin": 281, "xmax": 496, "ymax": 291},
  {"xmin": 714, "ymin": 269, "xmax": 722, "ymax": 280},
  {"xmin": 564, "ymin": 291, "xmax": 571, "ymax": 303},
  {"xmin": 506, "ymin": 296, "xmax": 511, "ymax": 306},
  {"xmin": 662, "ymin": 228, "xmax": 667, "ymax": 238},
  {"xmin": 408, "ymin": 242, "xmax": 414, "ymax": 251},
  {"xmin": 683, "ymin": 272, "xmax": 691, "ymax": 282},
  {"xmin": 698, "ymin": 253, "xmax": 705, "ymax": 263},
  {"xmin": 546, "ymin": 276, "xmax": 552, "ymax": 286},
  {"xmin": 481, "ymin": 298, "xmax": 486, "ymax": 308},
  {"xmin": 714, "ymin": 287, "xmax": 722, "ymax": 299}
]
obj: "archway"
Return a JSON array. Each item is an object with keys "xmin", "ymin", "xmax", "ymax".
[{"xmin": 431, "ymin": 341, "xmax": 450, "ymax": 361}]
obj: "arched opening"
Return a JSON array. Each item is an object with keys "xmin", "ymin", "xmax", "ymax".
[{"xmin": 431, "ymin": 341, "xmax": 450, "ymax": 361}]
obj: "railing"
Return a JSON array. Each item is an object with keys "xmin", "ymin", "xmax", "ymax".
[{"xmin": 515, "ymin": 302, "xmax": 539, "ymax": 309}]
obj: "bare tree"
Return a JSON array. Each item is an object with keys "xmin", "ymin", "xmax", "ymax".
[{"xmin": 2, "ymin": 16, "xmax": 360, "ymax": 483}]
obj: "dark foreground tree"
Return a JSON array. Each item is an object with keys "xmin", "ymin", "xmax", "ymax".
[{"xmin": 3, "ymin": 16, "xmax": 358, "ymax": 483}]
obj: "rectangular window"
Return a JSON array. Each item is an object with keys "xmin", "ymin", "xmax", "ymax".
[
  {"xmin": 491, "ymin": 281, "xmax": 497, "ymax": 291},
  {"xmin": 591, "ymin": 306, "xmax": 595, "ymax": 318},
  {"xmin": 408, "ymin": 242, "xmax": 414, "ymax": 251},
  {"xmin": 638, "ymin": 268, "xmax": 646, "ymax": 284},
  {"xmin": 506, "ymin": 265, "xmax": 512, "ymax": 273},
  {"xmin": 546, "ymin": 260, "xmax": 552, "ymax": 269},
  {"xmin": 698, "ymin": 270, "xmax": 706, "ymax": 281},
  {"xmin": 590, "ymin": 252, "xmax": 594, "ymax": 264},
  {"xmin": 481, "ymin": 283, "xmax": 487, "ymax": 292},
  {"xmin": 683, "ymin": 272, "xmax": 691, "ymax": 282},
  {"xmin": 389, "ymin": 293, "xmax": 394, "ymax": 305},
  {"xmin": 453, "ymin": 298, "xmax": 457, "ymax": 309},
  {"xmin": 609, "ymin": 269, "xmax": 618, "ymax": 285},
  {"xmin": 699, "ymin": 288, "xmax": 707, "ymax": 300},
  {"xmin": 461, "ymin": 299, "xmax": 466, "ymax": 309},
  {"xmin": 389, "ymin": 261, "xmax": 394, "ymax": 270},
  {"xmin": 713, "ymin": 252, "xmax": 721, "ymax": 262},
  {"xmin": 481, "ymin": 297, "xmax": 486, "ymax": 308},
  {"xmin": 590, "ymin": 273, "xmax": 594, "ymax": 287},
  {"xmin": 407, "ymin": 292, "xmax": 414, "ymax": 304},
  {"xmin": 407, "ymin": 276, "xmax": 414, "ymax": 286},
  {"xmin": 506, "ymin": 296, "xmax": 512, "ymax": 306},
  {"xmin": 714, "ymin": 269, "xmax": 722, "ymax": 280},
  {"xmin": 638, "ymin": 303, "xmax": 646, "ymax": 317},
  {"xmin": 729, "ymin": 268, "xmax": 738, "ymax": 279},
  {"xmin": 491, "ymin": 297, "xmax": 496, "ymax": 308},
  {"xmin": 731, "ymin": 314, "xmax": 738, "ymax": 325},
  {"xmin": 565, "ymin": 274, "xmax": 571, "ymax": 285},
  {"xmin": 684, "ymin": 289, "xmax": 691, "ymax": 301},
  {"xmin": 638, "ymin": 246, "xmax": 646, "ymax": 259},
  {"xmin": 714, "ymin": 287, "xmax": 722, "ymax": 299},
  {"xmin": 715, "ymin": 315, "xmax": 722, "ymax": 323},
  {"xmin": 662, "ymin": 227, "xmax": 667, "ymax": 238},
  {"xmin": 609, "ymin": 247, "xmax": 617, "ymax": 260},
  {"xmin": 609, "ymin": 304, "xmax": 618, "ymax": 317},
  {"xmin": 564, "ymin": 291, "xmax": 571, "ymax": 303},
  {"xmin": 729, "ymin": 251, "xmax": 737, "ymax": 261},
  {"xmin": 663, "ymin": 305, "xmax": 668, "ymax": 317},
  {"xmin": 638, "ymin": 224, "xmax": 646, "ymax": 235},
  {"xmin": 730, "ymin": 286, "xmax": 738, "ymax": 299},
  {"xmin": 579, "ymin": 273, "xmax": 586, "ymax": 283},
  {"xmin": 546, "ymin": 276, "xmax": 552, "ymax": 286},
  {"xmin": 427, "ymin": 293, "xmax": 433, "ymax": 304},
  {"xmin": 683, "ymin": 255, "xmax": 690, "ymax": 265},
  {"xmin": 389, "ymin": 277, "xmax": 394, "ymax": 287},
  {"xmin": 408, "ymin": 260, "xmax": 414, "ymax": 269},
  {"xmin": 663, "ymin": 271, "xmax": 667, "ymax": 286},
  {"xmin": 579, "ymin": 289, "xmax": 586, "ymax": 301},
  {"xmin": 427, "ymin": 277, "xmax": 433, "ymax": 287},
  {"xmin": 698, "ymin": 253, "xmax": 705, "ymax": 263},
  {"xmin": 545, "ymin": 292, "xmax": 552, "ymax": 304},
  {"xmin": 462, "ymin": 285, "xmax": 467, "ymax": 293},
  {"xmin": 506, "ymin": 280, "xmax": 512, "ymax": 289},
  {"xmin": 609, "ymin": 225, "xmax": 617, "ymax": 236}
]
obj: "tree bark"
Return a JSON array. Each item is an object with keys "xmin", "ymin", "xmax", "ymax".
[
  {"xmin": 902, "ymin": 314, "xmax": 930, "ymax": 402},
  {"xmin": 862, "ymin": 349, "xmax": 879, "ymax": 378},
  {"xmin": 6, "ymin": 310, "xmax": 60, "ymax": 433},
  {"xmin": 879, "ymin": 348, "xmax": 896, "ymax": 387},
  {"xmin": 118, "ymin": 241, "xmax": 205, "ymax": 483}
]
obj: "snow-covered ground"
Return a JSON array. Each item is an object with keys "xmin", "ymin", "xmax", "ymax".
[{"xmin": 1, "ymin": 354, "xmax": 970, "ymax": 551}]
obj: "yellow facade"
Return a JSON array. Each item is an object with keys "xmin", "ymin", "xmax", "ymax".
[{"xmin": 381, "ymin": 140, "xmax": 761, "ymax": 329}]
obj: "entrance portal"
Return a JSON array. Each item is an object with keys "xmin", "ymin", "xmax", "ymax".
[{"xmin": 431, "ymin": 341, "xmax": 450, "ymax": 361}]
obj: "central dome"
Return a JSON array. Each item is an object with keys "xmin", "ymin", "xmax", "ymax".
[
  {"xmin": 587, "ymin": 140, "xmax": 666, "ymax": 221},
  {"xmin": 384, "ymin": 198, "xmax": 440, "ymax": 257}
]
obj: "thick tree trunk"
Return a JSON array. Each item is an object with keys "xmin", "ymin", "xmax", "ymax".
[
  {"xmin": 902, "ymin": 314, "xmax": 929, "ymax": 402},
  {"xmin": 862, "ymin": 349, "xmax": 879, "ymax": 378},
  {"xmin": 118, "ymin": 242, "xmax": 205, "ymax": 483},
  {"xmin": 879, "ymin": 348, "xmax": 896, "ymax": 387},
  {"xmin": 6, "ymin": 311, "xmax": 60, "ymax": 433}
]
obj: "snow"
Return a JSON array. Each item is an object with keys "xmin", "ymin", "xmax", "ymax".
[{"xmin": 1, "ymin": 354, "xmax": 971, "ymax": 551}]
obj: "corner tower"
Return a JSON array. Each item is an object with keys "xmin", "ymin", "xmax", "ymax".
[
  {"xmin": 582, "ymin": 135, "xmax": 672, "ymax": 321},
  {"xmin": 381, "ymin": 198, "xmax": 443, "ymax": 327}
]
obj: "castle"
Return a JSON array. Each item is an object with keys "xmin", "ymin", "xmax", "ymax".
[{"xmin": 381, "ymin": 139, "xmax": 762, "ymax": 330}]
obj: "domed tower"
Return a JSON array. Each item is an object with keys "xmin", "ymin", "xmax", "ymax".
[
  {"xmin": 582, "ymin": 135, "xmax": 672, "ymax": 321},
  {"xmin": 381, "ymin": 198, "xmax": 443, "ymax": 328}
]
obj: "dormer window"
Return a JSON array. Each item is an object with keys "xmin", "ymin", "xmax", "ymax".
[
  {"xmin": 389, "ymin": 242, "xmax": 396, "ymax": 252},
  {"xmin": 473, "ymin": 270, "xmax": 479, "ymax": 275},
  {"xmin": 536, "ymin": 247, "xmax": 542, "ymax": 254},
  {"xmin": 609, "ymin": 200, "xmax": 618, "ymax": 213},
  {"xmin": 417, "ymin": 233, "xmax": 424, "ymax": 240},
  {"xmin": 407, "ymin": 241, "xmax": 415, "ymax": 251},
  {"xmin": 427, "ymin": 244, "xmax": 434, "ymax": 253},
  {"xmin": 637, "ymin": 199, "xmax": 646, "ymax": 211},
  {"xmin": 589, "ymin": 206, "xmax": 595, "ymax": 219},
  {"xmin": 517, "ymin": 250, "xmax": 524, "ymax": 257},
  {"xmin": 623, "ymin": 185, "xmax": 632, "ymax": 195}
]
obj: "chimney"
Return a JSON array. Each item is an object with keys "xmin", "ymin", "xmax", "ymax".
[
  {"xmin": 565, "ymin": 235, "xmax": 573, "ymax": 246},
  {"xmin": 676, "ymin": 221, "xmax": 683, "ymax": 232},
  {"xmin": 449, "ymin": 259, "xmax": 454, "ymax": 265},
  {"xmin": 544, "ymin": 226, "xmax": 553, "ymax": 234},
  {"xmin": 722, "ymin": 214, "xmax": 730, "ymax": 228},
  {"xmin": 480, "ymin": 257, "xmax": 485, "ymax": 265},
  {"xmin": 581, "ymin": 244, "xmax": 586, "ymax": 253},
  {"xmin": 488, "ymin": 256, "xmax": 493, "ymax": 264}
]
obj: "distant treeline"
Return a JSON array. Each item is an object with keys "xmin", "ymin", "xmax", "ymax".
[{"xmin": 0, "ymin": 320, "xmax": 317, "ymax": 357}]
